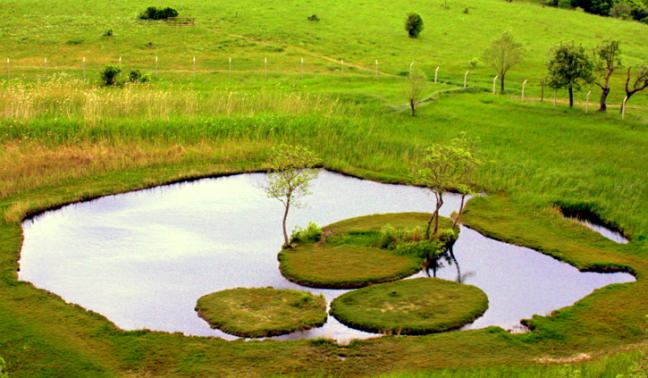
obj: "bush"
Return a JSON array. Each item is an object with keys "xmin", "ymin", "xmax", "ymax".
[
  {"xmin": 100, "ymin": 65, "xmax": 121, "ymax": 86},
  {"xmin": 128, "ymin": 70, "xmax": 150, "ymax": 83},
  {"xmin": 102, "ymin": 29, "xmax": 113, "ymax": 37},
  {"xmin": 378, "ymin": 224, "xmax": 424, "ymax": 249},
  {"xmin": 405, "ymin": 13, "xmax": 424, "ymax": 38},
  {"xmin": 139, "ymin": 6, "xmax": 178, "ymax": 20},
  {"xmin": 469, "ymin": 57, "xmax": 479, "ymax": 68},
  {"xmin": 394, "ymin": 240, "xmax": 441, "ymax": 260},
  {"xmin": 290, "ymin": 222, "xmax": 323, "ymax": 243},
  {"xmin": 307, "ymin": 14, "xmax": 320, "ymax": 22},
  {"xmin": 610, "ymin": 1, "xmax": 633, "ymax": 18},
  {"xmin": 0, "ymin": 357, "xmax": 7, "ymax": 378}
]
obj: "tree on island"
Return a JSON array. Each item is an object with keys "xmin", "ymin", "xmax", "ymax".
[
  {"xmin": 265, "ymin": 144, "xmax": 319, "ymax": 248},
  {"xmin": 405, "ymin": 13, "xmax": 424, "ymax": 38},
  {"xmin": 416, "ymin": 134, "xmax": 479, "ymax": 239},
  {"xmin": 593, "ymin": 41, "xmax": 621, "ymax": 112},
  {"xmin": 547, "ymin": 43, "xmax": 594, "ymax": 108},
  {"xmin": 482, "ymin": 31, "xmax": 524, "ymax": 94},
  {"xmin": 621, "ymin": 66, "xmax": 648, "ymax": 115},
  {"xmin": 451, "ymin": 137, "xmax": 481, "ymax": 229}
]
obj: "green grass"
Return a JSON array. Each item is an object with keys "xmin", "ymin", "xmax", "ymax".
[
  {"xmin": 330, "ymin": 278, "xmax": 489, "ymax": 335},
  {"xmin": 195, "ymin": 288, "xmax": 327, "ymax": 338},
  {"xmin": 279, "ymin": 214, "xmax": 431, "ymax": 288}
]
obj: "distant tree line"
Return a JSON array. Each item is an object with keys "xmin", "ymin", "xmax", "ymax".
[{"xmin": 544, "ymin": 0, "xmax": 648, "ymax": 23}]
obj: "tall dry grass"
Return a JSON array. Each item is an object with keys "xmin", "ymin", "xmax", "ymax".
[{"xmin": 0, "ymin": 77, "xmax": 346, "ymax": 125}]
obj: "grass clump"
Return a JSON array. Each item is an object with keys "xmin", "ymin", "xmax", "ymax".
[
  {"xmin": 290, "ymin": 221, "xmax": 323, "ymax": 243},
  {"xmin": 195, "ymin": 287, "xmax": 327, "ymax": 338},
  {"xmin": 330, "ymin": 278, "xmax": 488, "ymax": 335}
]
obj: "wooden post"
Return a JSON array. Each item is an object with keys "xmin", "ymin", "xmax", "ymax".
[
  {"xmin": 340, "ymin": 59, "xmax": 344, "ymax": 74},
  {"xmin": 82, "ymin": 57, "xmax": 86, "ymax": 80},
  {"xmin": 264, "ymin": 57, "xmax": 268, "ymax": 79},
  {"xmin": 5, "ymin": 57, "xmax": 9, "ymax": 80},
  {"xmin": 434, "ymin": 66, "xmax": 440, "ymax": 83},
  {"xmin": 521, "ymin": 80, "xmax": 528, "ymax": 101},
  {"xmin": 44, "ymin": 57, "xmax": 48, "ymax": 73},
  {"xmin": 228, "ymin": 57, "xmax": 232, "ymax": 75},
  {"xmin": 409, "ymin": 61, "xmax": 414, "ymax": 78},
  {"xmin": 118, "ymin": 56, "xmax": 122, "ymax": 66},
  {"xmin": 621, "ymin": 96, "xmax": 628, "ymax": 120},
  {"xmin": 492, "ymin": 75, "xmax": 498, "ymax": 95},
  {"xmin": 192, "ymin": 56, "xmax": 196, "ymax": 77},
  {"xmin": 375, "ymin": 59, "xmax": 379, "ymax": 77},
  {"xmin": 585, "ymin": 90, "xmax": 592, "ymax": 113},
  {"xmin": 301, "ymin": 57, "xmax": 304, "ymax": 78},
  {"xmin": 464, "ymin": 71, "xmax": 469, "ymax": 89},
  {"xmin": 155, "ymin": 56, "xmax": 158, "ymax": 76}
]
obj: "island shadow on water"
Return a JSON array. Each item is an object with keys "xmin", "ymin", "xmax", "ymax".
[{"xmin": 19, "ymin": 170, "xmax": 635, "ymax": 343}]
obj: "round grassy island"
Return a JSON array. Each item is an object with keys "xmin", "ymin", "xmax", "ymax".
[
  {"xmin": 279, "ymin": 213, "xmax": 455, "ymax": 289},
  {"xmin": 195, "ymin": 287, "xmax": 327, "ymax": 338},
  {"xmin": 330, "ymin": 278, "xmax": 488, "ymax": 335}
]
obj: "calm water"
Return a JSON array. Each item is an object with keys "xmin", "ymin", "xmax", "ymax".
[
  {"xmin": 570, "ymin": 218, "xmax": 629, "ymax": 244},
  {"xmin": 19, "ymin": 170, "xmax": 634, "ymax": 342}
]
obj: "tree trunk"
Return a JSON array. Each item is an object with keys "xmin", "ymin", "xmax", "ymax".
[
  {"xmin": 568, "ymin": 85, "xmax": 574, "ymax": 108},
  {"xmin": 410, "ymin": 98, "xmax": 416, "ymax": 117},
  {"xmin": 599, "ymin": 87, "xmax": 609, "ymax": 112},
  {"xmin": 281, "ymin": 197, "xmax": 291, "ymax": 248},
  {"xmin": 425, "ymin": 211, "xmax": 435, "ymax": 240},
  {"xmin": 500, "ymin": 73, "xmax": 505, "ymax": 94},
  {"xmin": 452, "ymin": 194, "xmax": 467, "ymax": 229},
  {"xmin": 620, "ymin": 93, "xmax": 634, "ymax": 114},
  {"xmin": 433, "ymin": 193, "xmax": 444, "ymax": 236}
]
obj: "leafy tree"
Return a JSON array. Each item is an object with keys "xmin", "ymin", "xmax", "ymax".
[
  {"xmin": 407, "ymin": 66, "xmax": 426, "ymax": 117},
  {"xmin": 451, "ymin": 136, "xmax": 481, "ymax": 228},
  {"xmin": 265, "ymin": 144, "xmax": 319, "ymax": 248},
  {"xmin": 482, "ymin": 31, "xmax": 525, "ymax": 94},
  {"xmin": 621, "ymin": 65, "xmax": 648, "ymax": 114},
  {"xmin": 547, "ymin": 43, "xmax": 594, "ymax": 108},
  {"xmin": 405, "ymin": 13, "xmax": 424, "ymax": 38},
  {"xmin": 416, "ymin": 136, "xmax": 473, "ymax": 239},
  {"xmin": 570, "ymin": 0, "xmax": 614, "ymax": 15},
  {"xmin": 100, "ymin": 65, "xmax": 121, "ymax": 86},
  {"xmin": 593, "ymin": 41, "xmax": 621, "ymax": 112}
]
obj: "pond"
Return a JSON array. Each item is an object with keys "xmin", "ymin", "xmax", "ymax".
[{"xmin": 19, "ymin": 170, "xmax": 635, "ymax": 342}]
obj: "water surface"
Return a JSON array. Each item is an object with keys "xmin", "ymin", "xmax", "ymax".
[{"xmin": 19, "ymin": 171, "xmax": 634, "ymax": 342}]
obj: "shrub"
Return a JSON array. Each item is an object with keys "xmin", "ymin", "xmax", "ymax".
[
  {"xmin": 394, "ymin": 240, "xmax": 441, "ymax": 260},
  {"xmin": 469, "ymin": 57, "xmax": 479, "ymax": 68},
  {"xmin": 102, "ymin": 29, "xmax": 113, "ymax": 37},
  {"xmin": 290, "ymin": 222, "xmax": 323, "ymax": 243},
  {"xmin": 405, "ymin": 13, "xmax": 424, "ymax": 38},
  {"xmin": 378, "ymin": 224, "xmax": 424, "ymax": 249},
  {"xmin": 100, "ymin": 65, "xmax": 121, "ymax": 86},
  {"xmin": 0, "ymin": 357, "xmax": 7, "ymax": 378},
  {"xmin": 139, "ymin": 6, "xmax": 178, "ymax": 20},
  {"xmin": 610, "ymin": 1, "xmax": 633, "ymax": 18},
  {"xmin": 128, "ymin": 70, "xmax": 151, "ymax": 83},
  {"xmin": 307, "ymin": 14, "xmax": 320, "ymax": 22}
]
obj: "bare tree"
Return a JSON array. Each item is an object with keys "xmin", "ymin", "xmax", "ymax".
[
  {"xmin": 482, "ymin": 31, "xmax": 524, "ymax": 94},
  {"xmin": 407, "ymin": 66, "xmax": 426, "ymax": 116},
  {"xmin": 593, "ymin": 41, "xmax": 621, "ymax": 112},
  {"xmin": 621, "ymin": 66, "xmax": 648, "ymax": 115},
  {"xmin": 265, "ymin": 144, "xmax": 319, "ymax": 248}
]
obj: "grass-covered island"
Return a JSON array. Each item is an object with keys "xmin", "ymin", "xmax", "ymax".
[
  {"xmin": 278, "ymin": 213, "xmax": 457, "ymax": 288},
  {"xmin": 195, "ymin": 288, "xmax": 327, "ymax": 338},
  {"xmin": 330, "ymin": 278, "xmax": 489, "ymax": 335}
]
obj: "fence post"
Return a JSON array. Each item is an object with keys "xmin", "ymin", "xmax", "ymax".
[
  {"xmin": 228, "ymin": 57, "xmax": 232, "ymax": 76},
  {"xmin": 521, "ymin": 79, "xmax": 528, "ymax": 101},
  {"xmin": 375, "ymin": 59, "xmax": 379, "ymax": 77},
  {"xmin": 192, "ymin": 56, "xmax": 196, "ymax": 77},
  {"xmin": 464, "ymin": 71, "xmax": 469, "ymax": 89},
  {"xmin": 621, "ymin": 96, "xmax": 628, "ymax": 120},
  {"xmin": 340, "ymin": 59, "xmax": 344, "ymax": 74},
  {"xmin": 155, "ymin": 56, "xmax": 159, "ymax": 76},
  {"xmin": 492, "ymin": 75, "xmax": 498, "ymax": 95},
  {"xmin": 585, "ymin": 90, "xmax": 592, "ymax": 113},
  {"xmin": 301, "ymin": 57, "xmax": 304, "ymax": 78},
  {"xmin": 264, "ymin": 57, "xmax": 268, "ymax": 79},
  {"xmin": 5, "ymin": 57, "xmax": 9, "ymax": 80},
  {"xmin": 434, "ymin": 66, "xmax": 440, "ymax": 83}
]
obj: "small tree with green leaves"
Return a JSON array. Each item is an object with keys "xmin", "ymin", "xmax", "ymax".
[
  {"xmin": 593, "ymin": 41, "xmax": 621, "ymax": 112},
  {"xmin": 0, "ymin": 357, "xmax": 7, "ymax": 378},
  {"xmin": 405, "ymin": 13, "xmax": 424, "ymax": 38},
  {"xmin": 621, "ymin": 65, "xmax": 648, "ymax": 115},
  {"xmin": 482, "ymin": 31, "xmax": 524, "ymax": 94},
  {"xmin": 451, "ymin": 136, "xmax": 481, "ymax": 228},
  {"xmin": 547, "ymin": 43, "xmax": 594, "ymax": 108},
  {"xmin": 266, "ymin": 144, "xmax": 319, "ymax": 248},
  {"xmin": 407, "ymin": 67, "xmax": 427, "ymax": 116}
]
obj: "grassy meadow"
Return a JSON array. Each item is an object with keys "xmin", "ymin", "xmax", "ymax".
[{"xmin": 0, "ymin": 0, "xmax": 647, "ymax": 376}]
